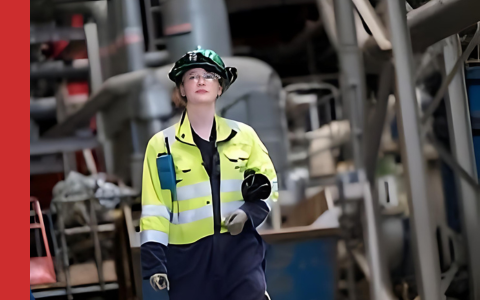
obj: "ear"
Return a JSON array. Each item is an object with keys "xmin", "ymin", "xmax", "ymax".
[
  {"xmin": 179, "ymin": 84, "xmax": 186, "ymax": 97},
  {"xmin": 218, "ymin": 84, "xmax": 223, "ymax": 97}
]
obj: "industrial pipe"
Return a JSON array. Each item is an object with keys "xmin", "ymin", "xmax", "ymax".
[
  {"xmin": 364, "ymin": 0, "xmax": 480, "ymax": 55},
  {"xmin": 44, "ymin": 69, "xmax": 150, "ymax": 138}
]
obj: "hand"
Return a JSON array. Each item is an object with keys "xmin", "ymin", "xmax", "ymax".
[
  {"xmin": 225, "ymin": 209, "xmax": 248, "ymax": 235},
  {"xmin": 150, "ymin": 273, "xmax": 169, "ymax": 291}
]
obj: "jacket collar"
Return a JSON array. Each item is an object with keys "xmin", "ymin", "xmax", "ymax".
[{"xmin": 175, "ymin": 110, "xmax": 237, "ymax": 146}]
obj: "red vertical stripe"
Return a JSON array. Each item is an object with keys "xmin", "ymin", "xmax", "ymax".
[{"xmin": 0, "ymin": 0, "xmax": 30, "ymax": 298}]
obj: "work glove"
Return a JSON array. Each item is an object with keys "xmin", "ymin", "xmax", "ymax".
[
  {"xmin": 150, "ymin": 273, "xmax": 169, "ymax": 291},
  {"xmin": 225, "ymin": 209, "xmax": 248, "ymax": 235},
  {"xmin": 241, "ymin": 170, "xmax": 272, "ymax": 202}
]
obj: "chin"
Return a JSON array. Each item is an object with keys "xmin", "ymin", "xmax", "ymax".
[{"xmin": 188, "ymin": 94, "xmax": 216, "ymax": 105}]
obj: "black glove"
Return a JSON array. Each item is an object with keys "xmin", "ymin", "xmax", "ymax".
[{"xmin": 241, "ymin": 169, "xmax": 271, "ymax": 202}]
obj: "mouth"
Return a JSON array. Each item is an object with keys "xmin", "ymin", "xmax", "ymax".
[{"xmin": 195, "ymin": 89, "xmax": 208, "ymax": 94}]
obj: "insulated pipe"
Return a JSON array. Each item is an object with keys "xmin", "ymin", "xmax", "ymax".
[{"xmin": 162, "ymin": 0, "xmax": 232, "ymax": 61}]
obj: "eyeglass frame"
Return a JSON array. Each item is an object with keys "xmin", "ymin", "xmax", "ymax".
[{"xmin": 182, "ymin": 72, "xmax": 222, "ymax": 84}]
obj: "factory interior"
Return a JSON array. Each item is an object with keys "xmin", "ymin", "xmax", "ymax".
[{"xmin": 29, "ymin": 0, "xmax": 480, "ymax": 299}]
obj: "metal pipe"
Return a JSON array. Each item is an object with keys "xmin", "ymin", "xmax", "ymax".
[
  {"xmin": 44, "ymin": 69, "xmax": 150, "ymax": 138},
  {"xmin": 126, "ymin": 0, "xmax": 145, "ymax": 70},
  {"xmin": 351, "ymin": 0, "xmax": 391, "ymax": 50},
  {"xmin": 362, "ymin": 181, "xmax": 395, "ymax": 300},
  {"xmin": 385, "ymin": 0, "xmax": 442, "ymax": 299},
  {"xmin": 408, "ymin": 0, "xmax": 480, "ymax": 53},
  {"xmin": 30, "ymin": 137, "xmax": 99, "ymax": 156},
  {"xmin": 333, "ymin": 0, "xmax": 366, "ymax": 170},
  {"xmin": 363, "ymin": 0, "xmax": 480, "ymax": 56},
  {"xmin": 30, "ymin": 62, "xmax": 89, "ymax": 80},
  {"xmin": 89, "ymin": 198, "xmax": 105, "ymax": 291},
  {"xmin": 143, "ymin": 0, "xmax": 156, "ymax": 52},
  {"xmin": 144, "ymin": 50, "xmax": 170, "ymax": 67},
  {"xmin": 284, "ymin": 82, "xmax": 341, "ymax": 120},
  {"xmin": 85, "ymin": 22, "xmax": 103, "ymax": 93},
  {"xmin": 364, "ymin": 63, "xmax": 394, "ymax": 184}
]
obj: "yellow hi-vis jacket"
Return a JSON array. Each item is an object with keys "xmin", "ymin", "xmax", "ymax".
[{"xmin": 140, "ymin": 112, "xmax": 278, "ymax": 246}]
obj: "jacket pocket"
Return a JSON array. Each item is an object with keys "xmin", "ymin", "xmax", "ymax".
[
  {"xmin": 173, "ymin": 159, "xmax": 195, "ymax": 184},
  {"xmin": 223, "ymin": 146, "xmax": 250, "ymax": 172}
]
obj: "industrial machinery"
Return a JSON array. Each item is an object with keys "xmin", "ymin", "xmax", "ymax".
[{"xmin": 322, "ymin": 1, "xmax": 480, "ymax": 300}]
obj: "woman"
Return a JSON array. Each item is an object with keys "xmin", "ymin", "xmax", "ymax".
[{"xmin": 140, "ymin": 48, "xmax": 278, "ymax": 300}]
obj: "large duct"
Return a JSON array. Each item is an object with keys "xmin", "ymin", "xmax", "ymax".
[{"xmin": 161, "ymin": 0, "xmax": 232, "ymax": 61}]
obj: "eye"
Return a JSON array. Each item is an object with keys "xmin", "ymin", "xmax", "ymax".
[{"xmin": 188, "ymin": 76, "xmax": 196, "ymax": 80}]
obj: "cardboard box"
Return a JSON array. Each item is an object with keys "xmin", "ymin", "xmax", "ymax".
[{"xmin": 282, "ymin": 188, "xmax": 329, "ymax": 228}]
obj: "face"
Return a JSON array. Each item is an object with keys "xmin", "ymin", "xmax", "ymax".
[{"xmin": 180, "ymin": 68, "xmax": 223, "ymax": 105}]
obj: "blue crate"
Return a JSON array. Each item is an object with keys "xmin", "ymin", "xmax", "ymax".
[{"xmin": 265, "ymin": 237, "xmax": 338, "ymax": 300}]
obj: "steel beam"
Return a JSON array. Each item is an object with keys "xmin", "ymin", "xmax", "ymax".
[
  {"xmin": 422, "ymin": 23, "xmax": 480, "ymax": 123},
  {"xmin": 385, "ymin": 1, "xmax": 442, "ymax": 299},
  {"xmin": 364, "ymin": 63, "xmax": 394, "ymax": 183},
  {"xmin": 442, "ymin": 35, "xmax": 480, "ymax": 300}
]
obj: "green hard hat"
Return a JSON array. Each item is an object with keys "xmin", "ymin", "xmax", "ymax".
[{"xmin": 168, "ymin": 47, "xmax": 238, "ymax": 92}]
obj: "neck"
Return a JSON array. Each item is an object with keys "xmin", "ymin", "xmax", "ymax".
[{"xmin": 186, "ymin": 103, "xmax": 216, "ymax": 140}]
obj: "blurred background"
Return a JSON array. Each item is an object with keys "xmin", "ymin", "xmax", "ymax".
[{"xmin": 29, "ymin": 0, "xmax": 480, "ymax": 299}]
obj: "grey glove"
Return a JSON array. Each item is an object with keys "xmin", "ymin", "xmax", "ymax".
[
  {"xmin": 150, "ymin": 273, "xmax": 169, "ymax": 291},
  {"xmin": 225, "ymin": 209, "xmax": 248, "ymax": 235}
]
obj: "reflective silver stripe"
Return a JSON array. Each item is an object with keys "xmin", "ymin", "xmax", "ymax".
[
  {"xmin": 271, "ymin": 177, "xmax": 278, "ymax": 193},
  {"xmin": 141, "ymin": 205, "xmax": 170, "ymax": 220},
  {"xmin": 265, "ymin": 292, "xmax": 271, "ymax": 300},
  {"xmin": 264, "ymin": 198, "xmax": 272, "ymax": 211},
  {"xmin": 220, "ymin": 179, "xmax": 243, "ymax": 193},
  {"xmin": 141, "ymin": 230, "xmax": 169, "ymax": 246},
  {"xmin": 221, "ymin": 200, "xmax": 245, "ymax": 219},
  {"xmin": 163, "ymin": 125, "xmax": 176, "ymax": 146},
  {"xmin": 171, "ymin": 205, "xmax": 213, "ymax": 224},
  {"xmin": 224, "ymin": 119, "xmax": 240, "ymax": 132},
  {"xmin": 177, "ymin": 181, "xmax": 211, "ymax": 201}
]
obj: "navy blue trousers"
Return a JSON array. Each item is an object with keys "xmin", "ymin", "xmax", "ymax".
[{"xmin": 166, "ymin": 226, "xmax": 267, "ymax": 300}]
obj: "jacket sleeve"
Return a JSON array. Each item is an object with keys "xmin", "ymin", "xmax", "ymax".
[
  {"xmin": 140, "ymin": 137, "xmax": 172, "ymax": 279},
  {"xmin": 240, "ymin": 127, "xmax": 279, "ymax": 228}
]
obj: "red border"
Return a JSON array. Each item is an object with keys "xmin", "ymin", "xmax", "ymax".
[{"xmin": 0, "ymin": 0, "xmax": 30, "ymax": 298}]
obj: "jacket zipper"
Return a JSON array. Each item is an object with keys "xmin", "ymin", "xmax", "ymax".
[
  {"xmin": 212, "ymin": 149, "xmax": 221, "ymax": 234},
  {"xmin": 176, "ymin": 130, "xmax": 237, "ymax": 234}
]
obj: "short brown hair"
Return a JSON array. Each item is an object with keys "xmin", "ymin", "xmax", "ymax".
[{"xmin": 172, "ymin": 86, "xmax": 187, "ymax": 108}]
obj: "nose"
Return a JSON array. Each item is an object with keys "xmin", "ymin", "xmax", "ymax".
[{"xmin": 197, "ymin": 76, "xmax": 206, "ymax": 85}]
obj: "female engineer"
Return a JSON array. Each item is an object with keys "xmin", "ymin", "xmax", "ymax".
[{"xmin": 140, "ymin": 48, "xmax": 278, "ymax": 300}]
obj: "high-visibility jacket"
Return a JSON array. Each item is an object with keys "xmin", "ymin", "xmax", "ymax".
[{"xmin": 140, "ymin": 111, "xmax": 278, "ymax": 283}]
